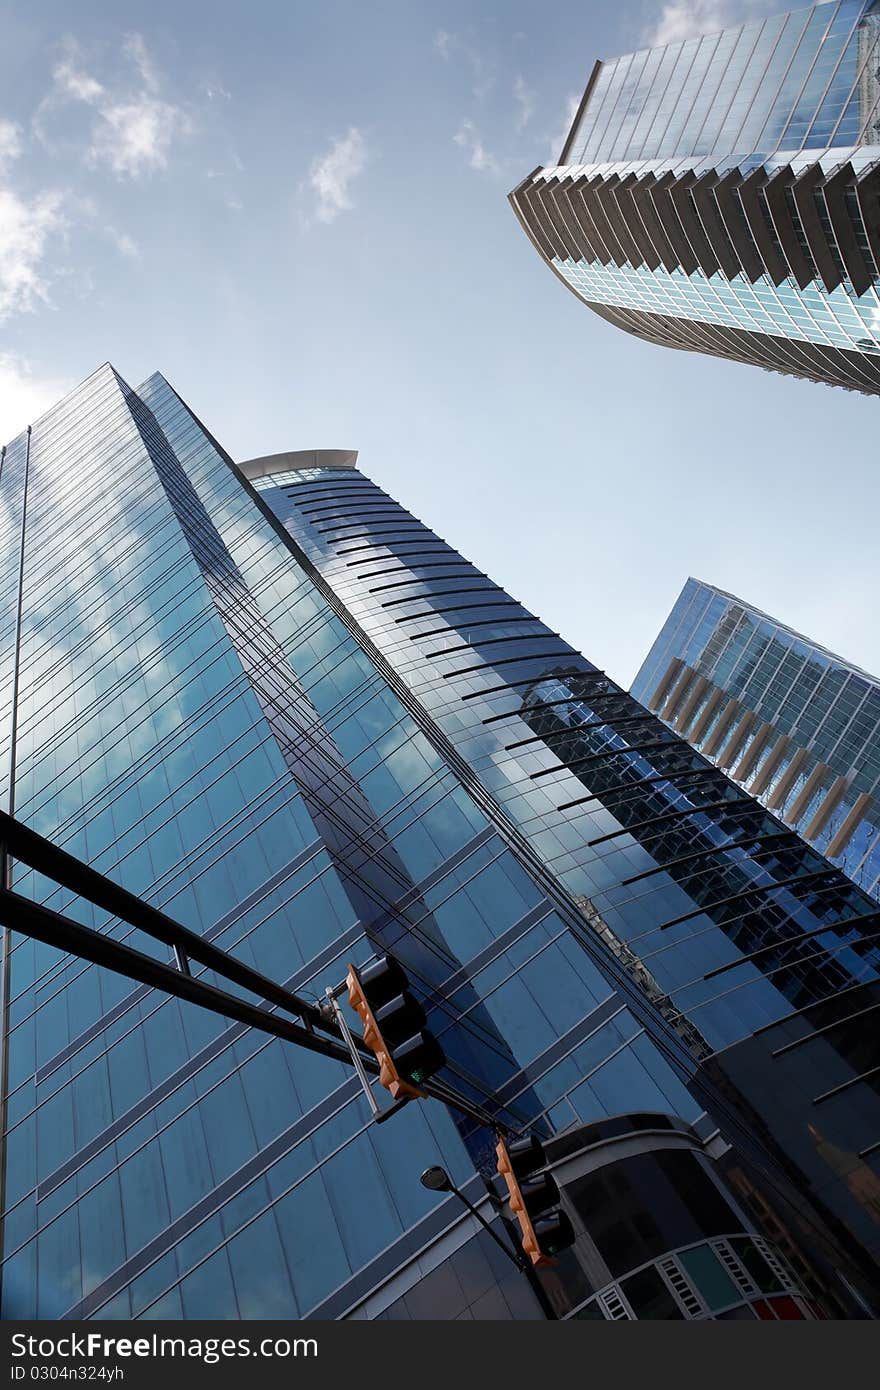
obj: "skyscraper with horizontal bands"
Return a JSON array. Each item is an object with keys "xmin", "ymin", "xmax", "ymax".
[
  {"xmin": 632, "ymin": 578, "xmax": 880, "ymax": 903},
  {"xmin": 511, "ymin": 0, "xmax": 880, "ymax": 395},
  {"xmin": 1, "ymin": 367, "xmax": 879, "ymax": 1321}
]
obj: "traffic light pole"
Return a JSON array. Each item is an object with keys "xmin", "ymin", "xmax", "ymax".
[
  {"xmin": 324, "ymin": 985, "xmax": 381, "ymax": 1118},
  {"xmin": 0, "ymin": 874, "xmax": 361, "ymax": 1067},
  {"xmin": 0, "ymin": 809, "xmax": 511, "ymax": 1135},
  {"xmin": 1, "ymin": 810, "xmax": 567, "ymax": 1308}
]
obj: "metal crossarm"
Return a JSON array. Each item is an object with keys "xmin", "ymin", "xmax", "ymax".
[
  {"xmin": 0, "ymin": 807, "xmax": 330, "ymax": 1033},
  {"xmin": 0, "ymin": 809, "xmax": 510, "ymax": 1133},
  {"xmin": 0, "ymin": 880, "xmax": 357, "ymax": 1066}
]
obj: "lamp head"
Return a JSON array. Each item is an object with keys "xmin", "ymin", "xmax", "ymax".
[{"xmin": 420, "ymin": 1165, "xmax": 452, "ymax": 1193}]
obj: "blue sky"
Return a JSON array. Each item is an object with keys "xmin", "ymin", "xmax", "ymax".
[{"xmin": 1, "ymin": 0, "xmax": 877, "ymax": 688}]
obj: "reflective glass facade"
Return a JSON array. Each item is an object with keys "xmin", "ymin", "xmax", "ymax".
[
  {"xmin": 249, "ymin": 448, "xmax": 880, "ymax": 1307},
  {"xmin": 1, "ymin": 371, "xmax": 879, "ymax": 1322},
  {"xmin": 632, "ymin": 578, "xmax": 880, "ymax": 901},
  {"xmin": 566, "ymin": 0, "xmax": 879, "ymax": 166},
  {"xmin": 511, "ymin": 1, "xmax": 880, "ymax": 394}
]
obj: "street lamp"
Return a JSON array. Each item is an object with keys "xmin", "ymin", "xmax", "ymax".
[
  {"xmin": 420, "ymin": 1165, "xmax": 452, "ymax": 1193},
  {"xmin": 419, "ymin": 1166, "xmax": 527, "ymax": 1271}
]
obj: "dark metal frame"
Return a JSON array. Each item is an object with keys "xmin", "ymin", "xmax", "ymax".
[{"xmin": 0, "ymin": 809, "xmax": 506, "ymax": 1132}]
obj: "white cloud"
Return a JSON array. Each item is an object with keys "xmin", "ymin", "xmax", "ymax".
[
  {"xmin": 453, "ymin": 119, "xmax": 498, "ymax": 175},
  {"xmin": 106, "ymin": 226, "xmax": 141, "ymax": 260},
  {"xmin": 0, "ymin": 187, "xmax": 65, "ymax": 319},
  {"xmin": 431, "ymin": 28, "xmax": 494, "ymax": 101},
  {"xmin": 644, "ymin": 1, "xmax": 771, "ymax": 46},
  {"xmin": 308, "ymin": 127, "xmax": 367, "ymax": 223},
  {"xmin": 549, "ymin": 93, "xmax": 580, "ymax": 163},
  {"xmin": 0, "ymin": 108, "xmax": 64, "ymax": 322},
  {"xmin": 203, "ymin": 81, "xmax": 232, "ymax": 102},
  {"xmin": 52, "ymin": 51, "xmax": 104, "ymax": 104},
  {"xmin": 88, "ymin": 96, "xmax": 187, "ymax": 177},
  {"xmin": 0, "ymin": 119, "xmax": 22, "ymax": 174},
  {"xmin": 0, "ymin": 353, "xmax": 71, "ymax": 446},
  {"xmin": 123, "ymin": 32, "xmax": 160, "ymax": 92},
  {"xmin": 514, "ymin": 75, "xmax": 535, "ymax": 133},
  {"xmin": 40, "ymin": 35, "xmax": 189, "ymax": 179}
]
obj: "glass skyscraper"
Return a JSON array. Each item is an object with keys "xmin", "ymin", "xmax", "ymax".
[
  {"xmin": 1, "ymin": 366, "xmax": 880, "ymax": 1322},
  {"xmin": 511, "ymin": 0, "xmax": 880, "ymax": 394},
  {"xmin": 632, "ymin": 578, "xmax": 880, "ymax": 904}
]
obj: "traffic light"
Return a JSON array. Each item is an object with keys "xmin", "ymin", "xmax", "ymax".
[
  {"xmin": 495, "ymin": 1134, "xmax": 575, "ymax": 1267},
  {"xmin": 346, "ymin": 954, "xmax": 445, "ymax": 1100}
]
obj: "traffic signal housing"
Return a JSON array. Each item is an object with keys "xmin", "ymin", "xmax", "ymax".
[
  {"xmin": 496, "ymin": 1134, "xmax": 575, "ymax": 1267},
  {"xmin": 346, "ymin": 954, "xmax": 445, "ymax": 1100}
]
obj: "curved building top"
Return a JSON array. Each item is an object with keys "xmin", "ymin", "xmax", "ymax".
[
  {"xmin": 510, "ymin": 1, "xmax": 880, "ymax": 395},
  {"xmin": 239, "ymin": 448, "xmax": 359, "ymax": 481}
]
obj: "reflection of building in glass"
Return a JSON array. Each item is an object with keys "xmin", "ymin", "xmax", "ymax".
[
  {"xmin": 632, "ymin": 578, "xmax": 880, "ymax": 903},
  {"xmin": 511, "ymin": 0, "xmax": 880, "ymax": 394},
  {"xmin": 571, "ymin": 893, "xmax": 714, "ymax": 1064},
  {"xmin": 2, "ymin": 369, "xmax": 880, "ymax": 1321}
]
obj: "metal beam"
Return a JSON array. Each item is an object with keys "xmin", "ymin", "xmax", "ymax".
[
  {"xmin": 0, "ymin": 812, "xmax": 511, "ymax": 1135},
  {"xmin": 0, "ymin": 808, "xmax": 328, "ymax": 1033},
  {"xmin": 0, "ymin": 883, "xmax": 357, "ymax": 1067}
]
